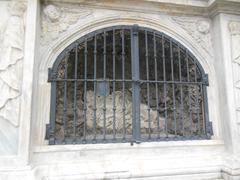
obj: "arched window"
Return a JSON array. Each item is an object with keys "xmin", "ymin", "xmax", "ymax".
[{"xmin": 46, "ymin": 25, "xmax": 212, "ymax": 145}]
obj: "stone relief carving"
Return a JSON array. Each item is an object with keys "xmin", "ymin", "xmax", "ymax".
[
  {"xmin": 229, "ymin": 21, "xmax": 240, "ymax": 123},
  {"xmin": 0, "ymin": 1, "xmax": 26, "ymax": 127},
  {"xmin": 55, "ymin": 90, "xmax": 166, "ymax": 139},
  {"xmin": 85, "ymin": 90, "xmax": 165, "ymax": 131},
  {"xmin": 172, "ymin": 17, "xmax": 213, "ymax": 57},
  {"xmin": 41, "ymin": 3, "xmax": 93, "ymax": 45}
]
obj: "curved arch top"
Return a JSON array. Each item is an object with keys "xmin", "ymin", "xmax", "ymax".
[
  {"xmin": 39, "ymin": 15, "xmax": 214, "ymax": 78},
  {"xmin": 51, "ymin": 25, "xmax": 206, "ymax": 77}
]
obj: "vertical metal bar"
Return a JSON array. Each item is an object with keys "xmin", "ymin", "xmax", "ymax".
[
  {"xmin": 178, "ymin": 45, "xmax": 184, "ymax": 136},
  {"xmin": 202, "ymin": 82, "xmax": 210, "ymax": 136},
  {"xmin": 193, "ymin": 59, "xmax": 201, "ymax": 135},
  {"xmin": 186, "ymin": 50, "xmax": 193, "ymax": 136},
  {"xmin": 112, "ymin": 29, "xmax": 116, "ymax": 140},
  {"xmin": 205, "ymin": 86, "xmax": 211, "ymax": 136},
  {"xmin": 200, "ymin": 84, "xmax": 206, "ymax": 135},
  {"xmin": 162, "ymin": 35, "xmax": 168, "ymax": 137},
  {"xmin": 145, "ymin": 31, "xmax": 151, "ymax": 140},
  {"xmin": 131, "ymin": 25, "xmax": 140, "ymax": 143},
  {"xmin": 153, "ymin": 32, "xmax": 160, "ymax": 140},
  {"xmin": 170, "ymin": 40, "xmax": 177, "ymax": 136},
  {"xmin": 93, "ymin": 34, "xmax": 97, "ymax": 142},
  {"xmin": 83, "ymin": 39, "xmax": 88, "ymax": 142},
  {"xmin": 121, "ymin": 29, "xmax": 126, "ymax": 141},
  {"xmin": 73, "ymin": 44, "xmax": 78, "ymax": 142},
  {"xmin": 202, "ymin": 74, "xmax": 210, "ymax": 136},
  {"xmin": 103, "ymin": 31, "xmax": 107, "ymax": 141},
  {"xmin": 63, "ymin": 53, "xmax": 69, "ymax": 143},
  {"xmin": 49, "ymin": 71, "xmax": 57, "ymax": 145}
]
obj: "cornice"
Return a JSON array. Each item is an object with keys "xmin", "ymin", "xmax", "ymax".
[
  {"xmin": 208, "ymin": 0, "xmax": 240, "ymax": 17},
  {"xmin": 43, "ymin": 0, "xmax": 210, "ymax": 7},
  {"xmin": 42, "ymin": 0, "xmax": 240, "ymax": 17},
  {"xmin": 42, "ymin": 0, "xmax": 209, "ymax": 16}
]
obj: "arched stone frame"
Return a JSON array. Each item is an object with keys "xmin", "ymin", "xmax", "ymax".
[{"xmin": 33, "ymin": 14, "xmax": 221, "ymax": 147}]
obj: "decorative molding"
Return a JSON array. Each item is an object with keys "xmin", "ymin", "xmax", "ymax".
[
  {"xmin": 0, "ymin": 1, "xmax": 26, "ymax": 127},
  {"xmin": 229, "ymin": 21, "xmax": 240, "ymax": 124},
  {"xmin": 41, "ymin": 3, "xmax": 93, "ymax": 45},
  {"xmin": 42, "ymin": 0, "xmax": 240, "ymax": 17},
  {"xmin": 229, "ymin": 21, "xmax": 240, "ymax": 36},
  {"xmin": 172, "ymin": 17, "xmax": 213, "ymax": 57}
]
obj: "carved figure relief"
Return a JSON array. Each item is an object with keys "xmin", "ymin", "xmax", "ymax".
[
  {"xmin": 229, "ymin": 21, "xmax": 240, "ymax": 123},
  {"xmin": 172, "ymin": 17, "xmax": 213, "ymax": 57},
  {"xmin": 0, "ymin": 1, "xmax": 26, "ymax": 127},
  {"xmin": 41, "ymin": 3, "xmax": 93, "ymax": 45}
]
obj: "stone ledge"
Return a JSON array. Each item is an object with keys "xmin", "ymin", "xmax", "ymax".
[
  {"xmin": 33, "ymin": 139, "xmax": 224, "ymax": 153},
  {"xmin": 42, "ymin": 0, "xmax": 240, "ymax": 16}
]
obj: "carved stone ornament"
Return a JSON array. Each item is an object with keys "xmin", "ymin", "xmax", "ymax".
[
  {"xmin": 0, "ymin": 1, "xmax": 26, "ymax": 127},
  {"xmin": 41, "ymin": 3, "xmax": 93, "ymax": 45},
  {"xmin": 229, "ymin": 21, "xmax": 240, "ymax": 36},
  {"xmin": 229, "ymin": 21, "xmax": 240, "ymax": 123},
  {"xmin": 172, "ymin": 17, "xmax": 213, "ymax": 57}
]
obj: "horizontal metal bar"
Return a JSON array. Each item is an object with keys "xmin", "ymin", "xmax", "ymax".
[
  {"xmin": 54, "ymin": 134, "xmax": 211, "ymax": 145},
  {"xmin": 52, "ymin": 79, "xmax": 133, "ymax": 82},
  {"xmin": 52, "ymin": 79, "xmax": 204, "ymax": 84}
]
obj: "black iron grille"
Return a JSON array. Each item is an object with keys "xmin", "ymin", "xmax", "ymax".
[{"xmin": 46, "ymin": 25, "xmax": 212, "ymax": 145}]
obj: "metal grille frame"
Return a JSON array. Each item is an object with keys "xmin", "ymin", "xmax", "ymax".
[{"xmin": 46, "ymin": 25, "xmax": 213, "ymax": 145}]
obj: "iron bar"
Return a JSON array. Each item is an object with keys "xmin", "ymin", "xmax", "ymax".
[
  {"xmin": 52, "ymin": 79, "xmax": 202, "ymax": 84},
  {"xmin": 145, "ymin": 31, "xmax": 151, "ymax": 140},
  {"xmin": 186, "ymin": 50, "xmax": 193, "ymax": 136},
  {"xmin": 178, "ymin": 44, "xmax": 185, "ymax": 136},
  {"xmin": 49, "ymin": 71, "xmax": 57, "ymax": 145},
  {"xmin": 201, "ymin": 84, "xmax": 206, "ymax": 135},
  {"xmin": 153, "ymin": 32, "xmax": 160, "ymax": 139},
  {"xmin": 93, "ymin": 34, "xmax": 97, "ymax": 142},
  {"xmin": 83, "ymin": 39, "xmax": 88, "ymax": 142},
  {"xmin": 193, "ymin": 59, "xmax": 201, "ymax": 134},
  {"xmin": 162, "ymin": 35, "xmax": 168, "ymax": 137},
  {"xmin": 112, "ymin": 29, "xmax": 116, "ymax": 140},
  {"xmin": 121, "ymin": 29, "xmax": 126, "ymax": 141},
  {"xmin": 103, "ymin": 31, "xmax": 107, "ymax": 141},
  {"xmin": 131, "ymin": 25, "xmax": 141, "ymax": 142},
  {"xmin": 170, "ymin": 40, "xmax": 177, "ymax": 136},
  {"xmin": 73, "ymin": 43, "xmax": 78, "ymax": 142},
  {"xmin": 63, "ymin": 53, "xmax": 69, "ymax": 143}
]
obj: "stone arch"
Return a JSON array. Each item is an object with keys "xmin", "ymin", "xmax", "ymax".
[
  {"xmin": 39, "ymin": 15, "xmax": 214, "ymax": 76},
  {"xmin": 35, "ymin": 15, "xmax": 220, "ymax": 145}
]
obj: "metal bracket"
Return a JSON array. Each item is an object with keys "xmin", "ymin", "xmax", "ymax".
[
  {"xmin": 206, "ymin": 121, "xmax": 213, "ymax": 136},
  {"xmin": 45, "ymin": 124, "xmax": 55, "ymax": 144},
  {"xmin": 132, "ymin": 24, "xmax": 139, "ymax": 35},
  {"xmin": 97, "ymin": 80, "xmax": 109, "ymax": 97},
  {"xmin": 130, "ymin": 140, "xmax": 141, "ymax": 146},
  {"xmin": 45, "ymin": 124, "xmax": 50, "ymax": 140},
  {"xmin": 202, "ymin": 74, "xmax": 209, "ymax": 86},
  {"xmin": 48, "ymin": 68, "xmax": 56, "ymax": 82}
]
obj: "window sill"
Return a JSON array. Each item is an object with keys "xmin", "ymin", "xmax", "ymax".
[{"xmin": 33, "ymin": 139, "xmax": 224, "ymax": 153}]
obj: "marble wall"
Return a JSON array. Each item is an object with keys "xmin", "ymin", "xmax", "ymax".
[
  {"xmin": 1, "ymin": 0, "xmax": 240, "ymax": 179},
  {"xmin": 0, "ymin": 0, "xmax": 27, "ymax": 155}
]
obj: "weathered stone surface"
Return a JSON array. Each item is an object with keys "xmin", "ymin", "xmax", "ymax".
[
  {"xmin": 0, "ymin": 1, "xmax": 26, "ymax": 127},
  {"xmin": 2, "ymin": 0, "xmax": 240, "ymax": 179},
  {"xmin": 41, "ymin": 3, "xmax": 92, "ymax": 45},
  {"xmin": 172, "ymin": 17, "xmax": 213, "ymax": 57},
  {"xmin": 0, "ymin": 0, "xmax": 26, "ymax": 155},
  {"xmin": 229, "ymin": 21, "xmax": 240, "ymax": 124}
]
